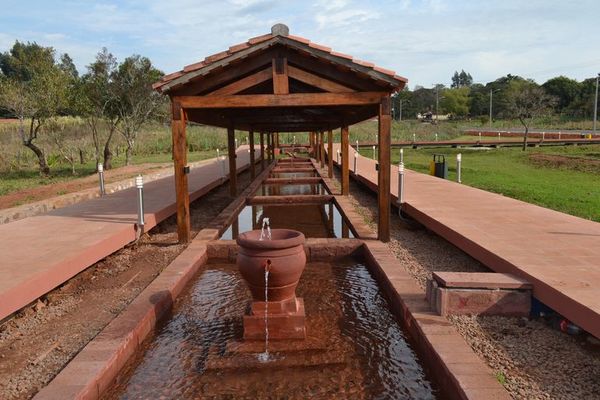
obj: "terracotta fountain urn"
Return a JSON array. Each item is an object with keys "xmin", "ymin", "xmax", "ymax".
[{"xmin": 236, "ymin": 229, "xmax": 307, "ymax": 340}]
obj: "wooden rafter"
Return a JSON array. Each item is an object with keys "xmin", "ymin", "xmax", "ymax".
[
  {"xmin": 207, "ymin": 67, "xmax": 272, "ymax": 96},
  {"xmin": 175, "ymin": 92, "xmax": 386, "ymax": 109},
  {"xmin": 272, "ymin": 57, "xmax": 289, "ymax": 94},
  {"xmin": 288, "ymin": 65, "xmax": 354, "ymax": 93}
]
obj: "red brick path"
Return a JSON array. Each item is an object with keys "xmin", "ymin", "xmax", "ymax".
[{"xmin": 0, "ymin": 146, "xmax": 258, "ymax": 321}]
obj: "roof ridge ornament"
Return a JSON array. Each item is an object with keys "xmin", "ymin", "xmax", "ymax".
[{"xmin": 271, "ymin": 23, "xmax": 289, "ymax": 37}]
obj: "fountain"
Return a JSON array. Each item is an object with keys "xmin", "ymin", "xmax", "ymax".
[{"xmin": 236, "ymin": 223, "xmax": 307, "ymax": 341}]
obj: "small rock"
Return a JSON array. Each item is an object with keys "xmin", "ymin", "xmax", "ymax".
[
  {"xmin": 586, "ymin": 335, "xmax": 600, "ymax": 346},
  {"xmin": 33, "ymin": 299, "xmax": 46, "ymax": 312}
]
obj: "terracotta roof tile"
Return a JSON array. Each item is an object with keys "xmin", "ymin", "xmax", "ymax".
[
  {"xmin": 204, "ymin": 50, "xmax": 230, "ymax": 64},
  {"xmin": 162, "ymin": 70, "xmax": 184, "ymax": 82},
  {"xmin": 183, "ymin": 61, "xmax": 205, "ymax": 73},
  {"xmin": 287, "ymin": 34, "xmax": 310, "ymax": 44},
  {"xmin": 394, "ymin": 74, "xmax": 408, "ymax": 82},
  {"xmin": 308, "ymin": 42, "xmax": 332, "ymax": 52},
  {"xmin": 353, "ymin": 59, "xmax": 375, "ymax": 68},
  {"xmin": 373, "ymin": 65, "xmax": 396, "ymax": 76},
  {"xmin": 152, "ymin": 81, "xmax": 165, "ymax": 90},
  {"xmin": 248, "ymin": 33, "xmax": 273, "ymax": 44},
  {"xmin": 330, "ymin": 51, "xmax": 353, "ymax": 60},
  {"xmin": 228, "ymin": 42, "xmax": 251, "ymax": 53}
]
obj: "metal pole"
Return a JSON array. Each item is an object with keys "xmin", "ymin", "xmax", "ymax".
[
  {"xmin": 399, "ymin": 99, "xmax": 403, "ymax": 121},
  {"xmin": 97, "ymin": 163, "xmax": 106, "ymax": 196},
  {"xmin": 594, "ymin": 73, "xmax": 599, "ymax": 132},
  {"xmin": 400, "ymin": 148, "xmax": 404, "ymax": 164},
  {"xmin": 356, "ymin": 139, "xmax": 359, "ymax": 153},
  {"xmin": 353, "ymin": 151, "xmax": 358, "ymax": 174},
  {"xmin": 456, "ymin": 153, "xmax": 462, "ymax": 183},
  {"xmin": 435, "ymin": 86, "xmax": 439, "ymax": 122},
  {"xmin": 135, "ymin": 175, "xmax": 145, "ymax": 239},
  {"xmin": 489, "ymin": 89, "xmax": 493, "ymax": 129},
  {"xmin": 397, "ymin": 162, "xmax": 405, "ymax": 210}
]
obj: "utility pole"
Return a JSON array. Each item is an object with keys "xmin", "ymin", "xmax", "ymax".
[
  {"xmin": 594, "ymin": 73, "xmax": 599, "ymax": 132},
  {"xmin": 399, "ymin": 99, "xmax": 403, "ymax": 121},
  {"xmin": 435, "ymin": 86, "xmax": 439, "ymax": 122},
  {"xmin": 489, "ymin": 89, "xmax": 493, "ymax": 129}
]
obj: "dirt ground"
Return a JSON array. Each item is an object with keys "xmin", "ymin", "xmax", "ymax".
[
  {"xmin": 0, "ymin": 171, "xmax": 252, "ymax": 400},
  {"xmin": 0, "ymin": 163, "xmax": 172, "ymax": 210},
  {"xmin": 528, "ymin": 153, "xmax": 600, "ymax": 174},
  {"xmin": 344, "ymin": 175, "xmax": 600, "ymax": 400}
]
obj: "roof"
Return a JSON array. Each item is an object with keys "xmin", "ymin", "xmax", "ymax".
[{"xmin": 153, "ymin": 24, "xmax": 407, "ymax": 94}]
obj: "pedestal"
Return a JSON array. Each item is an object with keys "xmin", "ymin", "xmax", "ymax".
[{"xmin": 243, "ymin": 297, "xmax": 306, "ymax": 340}]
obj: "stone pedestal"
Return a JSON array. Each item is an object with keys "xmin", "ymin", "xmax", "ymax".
[{"xmin": 243, "ymin": 297, "xmax": 306, "ymax": 340}]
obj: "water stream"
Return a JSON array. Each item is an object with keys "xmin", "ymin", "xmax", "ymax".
[{"xmin": 257, "ymin": 268, "xmax": 270, "ymax": 362}]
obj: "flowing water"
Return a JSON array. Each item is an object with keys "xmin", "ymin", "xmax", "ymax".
[
  {"xmin": 104, "ymin": 258, "xmax": 438, "ymax": 399},
  {"xmin": 256, "ymin": 268, "xmax": 270, "ymax": 363}
]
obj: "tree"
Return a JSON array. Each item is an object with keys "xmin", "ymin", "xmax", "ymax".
[
  {"xmin": 505, "ymin": 80, "xmax": 557, "ymax": 150},
  {"xmin": 0, "ymin": 41, "xmax": 71, "ymax": 175},
  {"xmin": 112, "ymin": 55, "xmax": 163, "ymax": 165},
  {"xmin": 451, "ymin": 70, "xmax": 473, "ymax": 88},
  {"xmin": 542, "ymin": 76, "xmax": 581, "ymax": 114},
  {"xmin": 74, "ymin": 48, "xmax": 121, "ymax": 169},
  {"xmin": 441, "ymin": 87, "xmax": 470, "ymax": 117}
]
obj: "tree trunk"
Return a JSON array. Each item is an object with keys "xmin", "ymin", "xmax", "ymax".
[
  {"xmin": 125, "ymin": 140, "xmax": 134, "ymax": 166},
  {"xmin": 103, "ymin": 126, "xmax": 116, "ymax": 170},
  {"xmin": 24, "ymin": 141, "xmax": 50, "ymax": 176},
  {"xmin": 521, "ymin": 118, "xmax": 529, "ymax": 151},
  {"xmin": 79, "ymin": 149, "xmax": 85, "ymax": 164}
]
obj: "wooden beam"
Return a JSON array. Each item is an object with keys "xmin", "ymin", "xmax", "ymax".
[
  {"xmin": 227, "ymin": 127, "xmax": 237, "ymax": 197},
  {"xmin": 207, "ymin": 67, "xmax": 272, "ymax": 96},
  {"xmin": 260, "ymin": 132, "xmax": 265, "ymax": 170},
  {"xmin": 248, "ymin": 194, "xmax": 333, "ymax": 206},
  {"xmin": 264, "ymin": 177, "xmax": 322, "ymax": 184},
  {"xmin": 267, "ymin": 133, "xmax": 272, "ymax": 161},
  {"xmin": 249, "ymin": 130, "xmax": 255, "ymax": 179},
  {"xmin": 378, "ymin": 96, "xmax": 391, "ymax": 242},
  {"xmin": 272, "ymin": 57, "xmax": 289, "ymax": 94},
  {"xmin": 327, "ymin": 129, "xmax": 333, "ymax": 178},
  {"xmin": 341, "ymin": 126, "xmax": 349, "ymax": 195},
  {"xmin": 171, "ymin": 100, "xmax": 191, "ymax": 243},
  {"xmin": 175, "ymin": 92, "xmax": 386, "ymax": 109},
  {"xmin": 287, "ymin": 65, "xmax": 355, "ymax": 93}
]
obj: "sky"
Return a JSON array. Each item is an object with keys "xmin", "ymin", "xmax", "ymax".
[{"xmin": 1, "ymin": 0, "xmax": 599, "ymax": 89}]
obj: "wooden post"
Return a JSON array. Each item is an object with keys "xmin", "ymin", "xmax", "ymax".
[
  {"xmin": 260, "ymin": 132, "xmax": 265, "ymax": 170},
  {"xmin": 275, "ymin": 132, "xmax": 280, "ymax": 154},
  {"xmin": 309, "ymin": 132, "xmax": 314, "ymax": 156},
  {"xmin": 249, "ymin": 130, "xmax": 255, "ymax": 179},
  {"xmin": 328, "ymin": 129, "xmax": 333, "ymax": 178},
  {"xmin": 171, "ymin": 100, "xmax": 191, "ymax": 243},
  {"xmin": 267, "ymin": 133, "xmax": 272, "ymax": 161},
  {"xmin": 341, "ymin": 126, "xmax": 349, "ymax": 195},
  {"xmin": 320, "ymin": 131, "xmax": 325, "ymax": 168},
  {"xmin": 227, "ymin": 127, "xmax": 237, "ymax": 197},
  {"xmin": 378, "ymin": 96, "xmax": 391, "ymax": 242}
]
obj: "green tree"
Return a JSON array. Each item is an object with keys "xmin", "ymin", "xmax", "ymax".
[
  {"xmin": 505, "ymin": 80, "xmax": 557, "ymax": 150},
  {"xmin": 542, "ymin": 76, "xmax": 581, "ymax": 114},
  {"xmin": 74, "ymin": 48, "xmax": 121, "ymax": 169},
  {"xmin": 0, "ymin": 41, "xmax": 71, "ymax": 175},
  {"xmin": 112, "ymin": 55, "xmax": 164, "ymax": 165},
  {"xmin": 441, "ymin": 87, "xmax": 470, "ymax": 117},
  {"xmin": 451, "ymin": 70, "xmax": 473, "ymax": 88}
]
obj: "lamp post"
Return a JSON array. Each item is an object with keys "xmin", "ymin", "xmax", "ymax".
[
  {"xmin": 135, "ymin": 175, "xmax": 145, "ymax": 239},
  {"xmin": 594, "ymin": 73, "xmax": 599, "ymax": 132},
  {"xmin": 97, "ymin": 163, "xmax": 106, "ymax": 196}
]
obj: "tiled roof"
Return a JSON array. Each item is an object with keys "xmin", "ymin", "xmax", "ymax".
[{"xmin": 153, "ymin": 26, "xmax": 407, "ymax": 92}]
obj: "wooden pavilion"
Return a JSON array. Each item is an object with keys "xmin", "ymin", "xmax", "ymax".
[{"xmin": 153, "ymin": 24, "xmax": 407, "ymax": 243}]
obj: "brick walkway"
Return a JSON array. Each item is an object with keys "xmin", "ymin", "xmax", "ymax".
[
  {"xmin": 0, "ymin": 146, "xmax": 258, "ymax": 321},
  {"xmin": 331, "ymin": 143, "xmax": 600, "ymax": 339}
]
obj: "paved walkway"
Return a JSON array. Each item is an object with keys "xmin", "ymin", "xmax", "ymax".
[
  {"xmin": 331, "ymin": 143, "xmax": 600, "ymax": 338},
  {"xmin": 0, "ymin": 146, "xmax": 258, "ymax": 321}
]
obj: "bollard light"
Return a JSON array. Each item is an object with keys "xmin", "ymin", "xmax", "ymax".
[
  {"xmin": 356, "ymin": 139, "xmax": 359, "ymax": 152},
  {"xmin": 435, "ymin": 133, "xmax": 438, "ymax": 141},
  {"xmin": 398, "ymin": 162, "xmax": 405, "ymax": 210},
  {"xmin": 498, "ymin": 132, "xmax": 501, "ymax": 140},
  {"xmin": 337, "ymin": 149, "xmax": 341, "ymax": 164},
  {"xmin": 400, "ymin": 148, "xmax": 404, "ymax": 164},
  {"xmin": 97, "ymin": 163, "xmax": 106, "ymax": 196},
  {"xmin": 456, "ymin": 153, "xmax": 462, "ymax": 183},
  {"xmin": 542, "ymin": 132, "xmax": 545, "ymax": 141},
  {"xmin": 372, "ymin": 145, "xmax": 376, "ymax": 159},
  {"xmin": 479, "ymin": 132, "xmax": 482, "ymax": 141},
  {"xmin": 235, "ymin": 138, "xmax": 238, "ymax": 148},
  {"xmin": 135, "ymin": 175, "xmax": 145, "ymax": 239},
  {"xmin": 216, "ymin": 148, "xmax": 220, "ymax": 158},
  {"xmin": 353, "ymin": 151, "xmax": 358, "ymax": 173},
  {"xmin": 413, "ymin": 133, "xmax": 416, "ymax": 142}
]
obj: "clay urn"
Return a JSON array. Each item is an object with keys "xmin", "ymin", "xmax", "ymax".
[{"xmin": 236, "ymin": 229, "xmax": 306, "ymax": 302}]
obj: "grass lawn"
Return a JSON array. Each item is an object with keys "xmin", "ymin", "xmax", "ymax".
[
  {"xmin": 372, "ymin": 144, "xmax": 600, "ymax": 222},
  {"xmin": 0, "ymin": 150, "xmax": 217, "ymax": 198}
]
